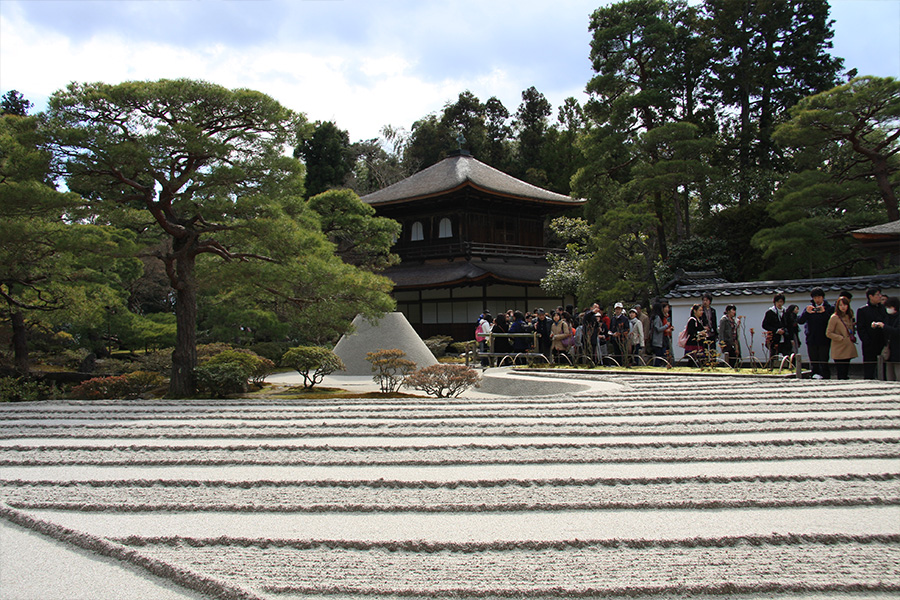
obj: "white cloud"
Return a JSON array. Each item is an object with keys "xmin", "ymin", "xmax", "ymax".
[{"xmin": 2, "ymin": 0, "xmax": 896, "ymax": 145}]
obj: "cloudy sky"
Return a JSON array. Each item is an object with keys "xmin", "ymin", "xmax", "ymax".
[{"xmin": 1, "ymin": 0, "xmax": 898, "ymax": 143}]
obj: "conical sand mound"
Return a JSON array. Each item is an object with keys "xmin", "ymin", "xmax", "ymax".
[{"xmin": 333, "ymin": 312, "xmax": 438, "ymax": 376}]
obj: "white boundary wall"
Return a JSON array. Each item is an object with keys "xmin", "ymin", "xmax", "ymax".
[{"xmin": 667, "ymin": 284, "xmax": 900, "ymax": 364}]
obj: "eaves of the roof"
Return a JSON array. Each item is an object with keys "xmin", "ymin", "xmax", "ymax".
[
  {"xmin": 384, "ymin": 258, "xmax": 550, "ymax": 290},
  {"xmin": 664, "ymin": 273, "xmax": 900, "ymax": 299},
  {"xmin": 850, "ymin": 220, "xmax": 900, "ymax": 238}
]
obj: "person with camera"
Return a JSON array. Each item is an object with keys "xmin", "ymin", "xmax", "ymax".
[{"xmin": 797, "ymin": 287, "xmax": 833, "ymax": 379}]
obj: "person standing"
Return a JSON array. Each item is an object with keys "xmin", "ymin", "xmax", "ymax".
[
  {"xmin": 609, "ymin": 302, "xmax": 630, "ymax": 365},
  {"xmin": 550, "ymin": 311, "xmax": 572, "ymax": 364},
  {"xmin": 718, "ymin": 304, "xmax": 741, "ymax": 368},
  {"xmin": 762, "ymin": 293, "xmax": 791, "ymax": 359},
  {"xmin": 881, "ymin": 297, "xmax": 900, "ymax": 382},
  {"xmin": 797, "ymin": 288, "xmax": 832, "ymax": 379},
  {"xmin": 785, "ymin": 304, "xmax": 801, "ymax": 355},
  {"xmin": 700, "ymin": 293, "xmax": 718, "ymax": 345},
  {"xmin": 684, "ymin": 303, "xmax": 707, "ymax": 359},
  {"xmin": 533, "ymin": 308, "xmax": 553, "ymax": 359},
  {"xmin": 628, "ymin": 308, "xmax": 644, "ymax": 365},
  {"xmin": 635, "ymin": 304, "xmax": 652, "ymax": 363},
  {"xmin": 857, "ymin": 287, "xmax": 887, "ymax": 380},
  {"xmin": 650, "ymin": 302, "xmax": 674, "ymax": 367},
  {"xmin": 827, "ymin": 295, "xmax": 858, "ymax": 380}
]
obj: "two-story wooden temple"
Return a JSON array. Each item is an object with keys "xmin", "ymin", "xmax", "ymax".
[{"xmin": 360, "ymin": 150, "xmax": 584, "ymax": 340}]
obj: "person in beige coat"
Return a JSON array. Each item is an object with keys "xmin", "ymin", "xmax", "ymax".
[{"xmin": 826, "ymin": 296, "xmax": 858, "ymax": 380}]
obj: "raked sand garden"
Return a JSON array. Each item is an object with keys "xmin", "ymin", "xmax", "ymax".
[{"xmin": 0, "ymin": 369, "xmax": 898, "ymax": 599}]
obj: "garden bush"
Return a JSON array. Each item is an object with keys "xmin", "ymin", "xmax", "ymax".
[
  {"xmin": 281, "ymin": 346, "xmax": 345, "ymax": 390},
  {"xmin": 131, "ymin": 349, "xmax": 173, "ymax": 375},
  {"xmin": 70, "ymin": 375, "xmax": 132, "ymax": 400},
  {"xmin": 366, "ymin": 349, "xmax": 416, "ymax": 393},
  {"xmin": 0, "ymin": 377, "xmax": 59, "ymax": 402},
  {"xmin": 423, "ymin": 335, "xmax": 454, "ymax": 358},
  {"xmin": 195, "ymin": 362, "xmax": 248, "ymax": 398},
  {"xmin": 404, "ymin": 364, "xmax": 481, "ymax": 398},
  {"xmin": 250, "ymin": 341, "xmax": 291, "ymax": 363},
  {"xmin": 70, "ymin": 371, "xmax": 168, "ymax": 400}
]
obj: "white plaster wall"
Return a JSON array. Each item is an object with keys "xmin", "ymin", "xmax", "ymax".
[{"xmin": 667, "ymin": 285, "xmax": 900, "ymax": 364}]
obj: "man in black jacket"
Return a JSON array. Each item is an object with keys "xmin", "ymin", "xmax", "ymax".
[
  {"xmin": 797, "ymin": 287, "xmax": 833, "ymax": 379},
  {"xmin": 533, "ymin": 308, "xmax": 553, "ymax": 359},
  {"xmin": 857, "ymin": 287, "xmax": 887, "ymax": 379}
]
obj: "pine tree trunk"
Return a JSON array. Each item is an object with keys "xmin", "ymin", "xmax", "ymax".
[
  {"xmin": 167, "ymin": 252, "xmax": 198, "ymax": 398},
  {"xmin": 11, "ymin": 311, "xmax": 29, "ymax": 374}
]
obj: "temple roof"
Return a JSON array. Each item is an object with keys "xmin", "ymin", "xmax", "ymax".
[
  {"xmin": 385, "ymin": 258, "xmax": 550, "ymax": 289},
  {"xmin": 360, "ymin": 152, "xmax": 584, "ymax": 207},
  {"xmin": 850, "ymin": 219, "xmax": 900, "ymax": 238},
  {"xmin": 664, "ymin": 273, "xmax": 900, "ymax": 299}
]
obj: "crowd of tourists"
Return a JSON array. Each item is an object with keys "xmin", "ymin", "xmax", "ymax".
[
  {"xmin": 473, "ymin": 285, "xmax": 900, "ymax": 380},
  {"xmin": 475, "ymin": 301, "xmax": 675, "ymax": 368}
]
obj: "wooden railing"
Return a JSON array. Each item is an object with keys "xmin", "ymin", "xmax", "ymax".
[{"xmin": 398, "ymin": 241, "xmax": 563, "ymax": 261}]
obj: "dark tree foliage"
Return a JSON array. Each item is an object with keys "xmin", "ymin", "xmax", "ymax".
[
  {"xmin": 1, "ymin": 90, "xmax": 32, "ymax": 116},
  {"xmin": 704, "ymin": 0, "xmax": 844, "ymax": 205},
  {"xmin": 295, "ymin": 121, "xmax": 355, "ymax": 199},
  {"xmin": 514, "ymin": 86, "xmax": 552, "ymax": 183}
]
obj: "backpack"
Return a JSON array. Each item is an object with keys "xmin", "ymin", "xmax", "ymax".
[
  {"xmin": 677, "ymin": 325, "xmax": 689, "ymax": 348},
  {"xmin": 475, "ymin": 320, "xmax": 488, "ymax": 342}
]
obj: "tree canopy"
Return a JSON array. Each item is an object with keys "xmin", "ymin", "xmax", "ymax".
[{"xmin": 43, "ymin": 79, "xmax": 395, "ymax": 396}]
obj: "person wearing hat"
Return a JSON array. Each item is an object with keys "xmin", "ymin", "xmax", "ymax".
[
  {"xmin": 610, "ymin": 302, "xmax": 630, "ymax": 365},
  {"xmin": 797, "ymin": 287, "xmax": 833, "ymax": 379}
]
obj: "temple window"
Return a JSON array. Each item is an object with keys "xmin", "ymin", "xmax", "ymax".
[
  {"xmin": 438, "ymin": 217, "xmax": 453, "ymax": 239},
  {"xmin": 411, "ymin": 221, "xmax": 424, "ymax": 242}
]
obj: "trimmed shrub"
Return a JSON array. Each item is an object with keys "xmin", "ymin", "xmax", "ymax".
[
  {"xmin": 70, "ymin": 375, "xmax": 132, "ymax": 400},
  {"xmin": 249, "ymin": 356, "xmax": 276, "ymax": 386},
  {"xmin": 131, "ymin": 349, "xmax": 173, "ymax": 375},
  {"xmin": 404, "ymin": 364, "xmax": 482, "ymax": 398},
  {"xmin": 281, "ymin": 347, "xmax": 346, "ymax": 390},
  {"xmin": 195, "ymin": 362, "xmax": 248, "ymax": 398},
  {"xmin": 366, "ymin": 349, "xmax": 416, "ymax": 394},
  {"xmin": 423, "ymin": 335, "xmax": 454, "ymax": 358},
  {"xmin": 70, "ymin": 371, "xmax": 167, "ymax": 400},
  {"xmin": 123, "ymin": 371, "xmax": 167, "ymax": 397},
  {"xmin": 0, "ymin": 377, "xmax": 59, "ymax": 402},
  {"xmin": 250, "ymin": 341, "xmax": 291, "ymax": 363}
]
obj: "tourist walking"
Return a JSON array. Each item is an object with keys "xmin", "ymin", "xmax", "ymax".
[{"xmin": 827, "ymin": 296, "xmax": 858, "ymax": 380}]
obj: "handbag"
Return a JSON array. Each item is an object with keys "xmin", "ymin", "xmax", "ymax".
[{"xmin": 881, "ymin": 344, "xmax": 891, "ymax": 361}]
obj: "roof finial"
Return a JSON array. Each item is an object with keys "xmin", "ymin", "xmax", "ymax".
[{"xmin": 456, "ymin": 130, "xmax": 466, "ymax": 150}]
